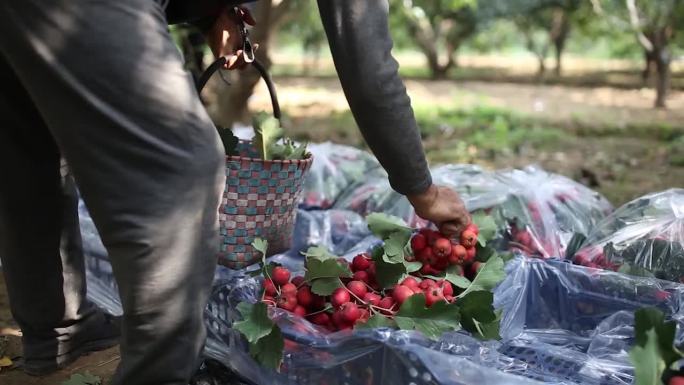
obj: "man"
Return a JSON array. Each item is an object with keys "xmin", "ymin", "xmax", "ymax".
[{"xmin": 0, "ymin": 1, "xmax": 470, "ymax": 384}]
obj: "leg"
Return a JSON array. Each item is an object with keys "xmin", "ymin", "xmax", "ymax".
[
  {"xmin": 0, "ymin": 56, "xmax": 119, "ymax": 375},
  {"xmin": 0, "ymin": 1, "xmax": 225, "ymax": 384}
]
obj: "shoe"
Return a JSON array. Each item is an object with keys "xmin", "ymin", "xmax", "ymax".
[{"xmin": 22, "ymin": 311, "xmax": 120, "ymax": 376}]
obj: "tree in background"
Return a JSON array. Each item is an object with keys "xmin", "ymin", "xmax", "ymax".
[
  {"xmin": 510, "ymin": 0, "xmax": 580, "ymax": 77},
  {"xmin": 390, "ymin": 0, "xmax": 479, "ymax": 79},
  {"xmin": 279, "ymin": 1, "xmax": 327, "ymax": 73},
  {"xmin": 211, "ymin": 0, "xmax": 301, "ymax": 127},
  {"xmin": 591, "ymin": 0, "xmax": 684, "ymax": 108}
]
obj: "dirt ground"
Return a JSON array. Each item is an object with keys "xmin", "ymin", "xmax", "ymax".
[{"xmin": 2, "ymin": 58, "xmax": 684, "ymax": 383}]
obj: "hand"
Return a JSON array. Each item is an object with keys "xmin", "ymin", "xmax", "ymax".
[
  {"xmin": 407, "ymin": 185, "xmax": 471, "ymax": 237},
  {"xmin": 205, "ymin": 6, "xmax": 256, "ymax": 70}
]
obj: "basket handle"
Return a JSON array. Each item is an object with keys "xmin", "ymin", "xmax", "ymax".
[{"xmin": 196, "ymin": 57, "xmax": 282, "ymax": 121}]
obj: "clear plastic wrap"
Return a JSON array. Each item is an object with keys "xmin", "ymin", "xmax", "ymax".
[
  {"xmin": 333, "ymin": 164, "xmax": 611, "ymax": 259},
  {"xmin": 299, "ymin": 142, "xmax": 383, "ymax": 209},
  {"xmin": 572, "ymin": 189, "xmax": 684, "ymax": 281}
]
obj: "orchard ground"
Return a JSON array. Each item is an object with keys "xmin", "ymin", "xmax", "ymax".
[{"xmin": 2, "ymin": 53, "xmax": 684, "ymax": 384}]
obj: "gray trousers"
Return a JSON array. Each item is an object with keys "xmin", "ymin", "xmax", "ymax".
[{"xmin": 0, "ymin": 1, "xmax": 225, "ymax": 384}]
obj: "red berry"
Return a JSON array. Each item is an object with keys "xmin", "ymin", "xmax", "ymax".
[
  {"xmin": 411, "ymin": 233, "xmax": 427, "ymax": 252},
  {"xmin": 293, "ymin": 305, "xmax": 307, "ymax": 317},
  {"xmin": 655, "ymin": 290, "xmax": 671, "ymax": 301},
  {"xmin": 291, "ymin": 276, "xmax": 306, "ymax": 288},
  {"xmin": 296, "ymin": 286, "xmax": 314, "ymax": 308},
  {"xmin": 464, "ymin": 247, "xmax": 476, "ymax": 263},
  {"xmin": 332, "ymin": 309, "xmax": 348, "ymax": 327},
  {"xmin": 378, "ymin": 297, "xmax": 395, "ymax": 314},
  {"xmin": 309, "ymin": 312, "xmax": 330, "ymax": 326},
  {"xmin": 425, "ymin": 287, "xmax": 445, "ymax": 307},
  {"xmin": 401, "ymin": 277, "xmax": 420, "ymax": 290},
  {"xmin": 353, "ymin": 270, "xmax": 370, "ymax": 283},
  {"xmin": 263, "ymin": 279, "xmax": 277, "ymax": 296},
  {"xmin": 352, "ymin": 254, "xmax": 371, "ymax": 272},
  {"xmin": 272, "ymin": 267, "xmax": 291, "ymax": 286},
  {"xmin": 281, "ymin": 283, "xmax": 297, "ymax": 296},
  {"xmin": 449, "ymin": 244, "xmax": 467, "ymax": 265},
  {"xmin": 669, "ymin": 376, "xmax": 684, "ymax": 385},
  {"xmin": 419, "ymin": 279, "xmax": 436, "ymax": 290},
  {"xmin": 438, "ymin": 280, "xmax": 454, "ymax": 296},
  {"xmin": 277, "ymin": 294, "xmax": 297, "ymax": 311},
  {"xmin": 433, "ymin": 257, "xmax": 449, "ymax": 271},
  {"xmin": 367, "ymin": 262, "xmax": 377, "ymax": 278},
  {"xmin": 357, "ymin": 308, "xmax": 370, "ymax": 324},
  {"xmin": 433, "ymin": 238, "xmax": 452, "ymax": 258},
  {"xmin": 340, "ymin": 302, "xmax": 361, "ymax": 323},
  {"xmin": 392, "ymin": 285, "xmax": 414, "ymax": 305},
  {"xmin": 514, "ymin": 231, "xmax": 532, "ymax": 247},
  {"xmin": 465, "ymin": 223, "xmax": 479, "ymax": 235},
  {"xmin": 423, "ymin": 230, "xmax": 441, "ymax": 246},
  {"xmin": 310, "ymin": 292, "xmax": 326, "ymax": 310},
  {"xmin": 262, "ymin": 295, "xmax": 276, "ymax": 306},
  {"xmin": 460, "ymin": 230, "xmax": 477, "ymax": 248},
  {"xmin": 331, "ymin": 287, "xmax": 351, "ymax": 308},
  {"xmin": 347, "ymin": 280, "xmax": 368, "ymax": 299},
  {"xmin": 363, "ymin": 292, "xmax": 381, "ymax": 306}
]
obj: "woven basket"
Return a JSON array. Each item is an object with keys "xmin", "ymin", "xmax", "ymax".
[
  {"xmin": 218, "ymin": 141, "xmax": 313, "ymax": 269},
  {"xmin": 197, "ymin": 56, "xmax": 312, "ymax": 268}
]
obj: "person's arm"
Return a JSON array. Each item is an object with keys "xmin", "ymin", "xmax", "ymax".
[{"xmin": 317, "ymin": 0, "xmax": 470, "ymax": 234}]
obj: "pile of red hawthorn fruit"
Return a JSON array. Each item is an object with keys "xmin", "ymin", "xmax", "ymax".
[{"xmin": 261, "ymin": 224, "xmax": 482, "ymax": 332}]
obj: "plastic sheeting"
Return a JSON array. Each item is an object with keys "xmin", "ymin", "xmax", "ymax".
[
  {"xmin": 573, "ymin": 189, "xmax": 684, "ymax": 281},
  {"xmin": 331, "ymin": 164, "xmax": 612, "ymax": 259},
  {"xmin": 82, "ymin": 203, "xmax": 684, "ymax": 385},
  {"xmin": 73, "ymin": 143, "xmax": 683, "ymax": 385}
]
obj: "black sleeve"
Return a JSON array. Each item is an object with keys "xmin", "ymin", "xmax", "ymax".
[
  {"xmin": 165, "ymin": 0, "xmax": 258, "ymax": 25},
  {"xmin": 317, "ymin": 0, "xmax": 432, "ymax": 196}
]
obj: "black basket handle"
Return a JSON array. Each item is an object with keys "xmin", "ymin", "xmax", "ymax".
[{"xmin": 196, "ymin": 57, "xmax": 282, "ymax": 121}]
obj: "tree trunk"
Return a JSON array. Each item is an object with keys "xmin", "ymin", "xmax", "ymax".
[
  {"xmin": 550, "ymin": 9, "xmax": 570, "ymax": 77},
  {"xmin": 211, "ymin": 0, "xmax": 294, "ymax": 127},
  {"xmin": 642, "ymin": 49, "xmax": 654, "ymax": 82},
  {"xmin": 654, "ymin": 50, "xmax": 670, "ymax": 109}
]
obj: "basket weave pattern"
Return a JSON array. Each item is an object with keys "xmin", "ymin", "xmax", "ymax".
[{"xmin": 218, "ymin": 142, "xmax": 312, "ymax": 269}]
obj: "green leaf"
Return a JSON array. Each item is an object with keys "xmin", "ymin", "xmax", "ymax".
[
  {"xmin": 301, "ymin": 246, "xmax": 336, "ymax": 261},
  {"xmin": 458, "ymin": 291, "xmax": 499, "ymax": 340},
  {"xmin": 634, "ymin": 308, "xmax": 683, "ymax": 366},
  {"xmin": 305, "ymin": 258, "xmax": 352, "ymax": 281},
  {"xmin": 311, "ymin": 277, "xmax": 342, "ymax": 296},
  {"xmin": 475, "ymin": 243, "xmax": 497, "ymax": 263},
  {"xmin": 472, "ymin": 212, "xmax": 497, "ymax": 247},
  {"xmin": 61, "ymin": 373, "xmax": 102, "ymax": 385},
  {"xmin": 445, "ymin": 266, "xmax": 472, "ymax": 289},
  {"xmin": 357, "ymin": 314, "xmax": 397, "ymax": 329},
  {"xmin": 252, "ymin": 238, "xmax": 268, "ymax": 257},
  {"xmin": 394, "ymin": 294, "xmax": 461, "ymax": 339},
  {"xmin": 305, "ymin": 258, "xmax": 351, "ymax": 295},
  {"xmin": 366, "ymin": 213, "xmax": 412, "ymax": 240},
  {"xmin": 630, "ymin": 329, "xmax": 666, "ymax": 385},
  {"xmin": 564, "ymin": 233, "xmax": 587, "ymax": 260},
  {"xmin": 471, "ymin": 309, "xmax": 502, "ymax": 340},
  {"xmin": 458, "ymin": 256, "xmax": 505, "ymax": 298},
  {"xmin": 250, "ymin": 325, "xmax": 284, "ymax": 370},
  {"xmin": 384, "ymin": 231, "xmax": 411, "ymax": 257},
  {"xmin": 373, "ymin": 257, "xmax": 407, "ymax": 289},
  {"xmin": 234, "ymin": 302, "xmax": 274, "ymax": 344},
  {"xmin": 253, "ymin": 113, "xmax": 283, "ymax": 161}
]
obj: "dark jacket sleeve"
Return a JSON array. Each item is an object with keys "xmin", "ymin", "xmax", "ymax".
[
  {"xmin": 317, "ymin": 0, "xmax": 432, "ymax": 196},
  {"xmin": 165, "ymin": 0, "xmax": 257, "ymax": 25}
]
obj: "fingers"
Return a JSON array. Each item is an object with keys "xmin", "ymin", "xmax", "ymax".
[
  {"xmin": 224, "ymin": 52, "xmax": 250, "ymax": 70},
  {"xmin": 438, "ymin": 216, "xmax": 469, "ymax": 237}
]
